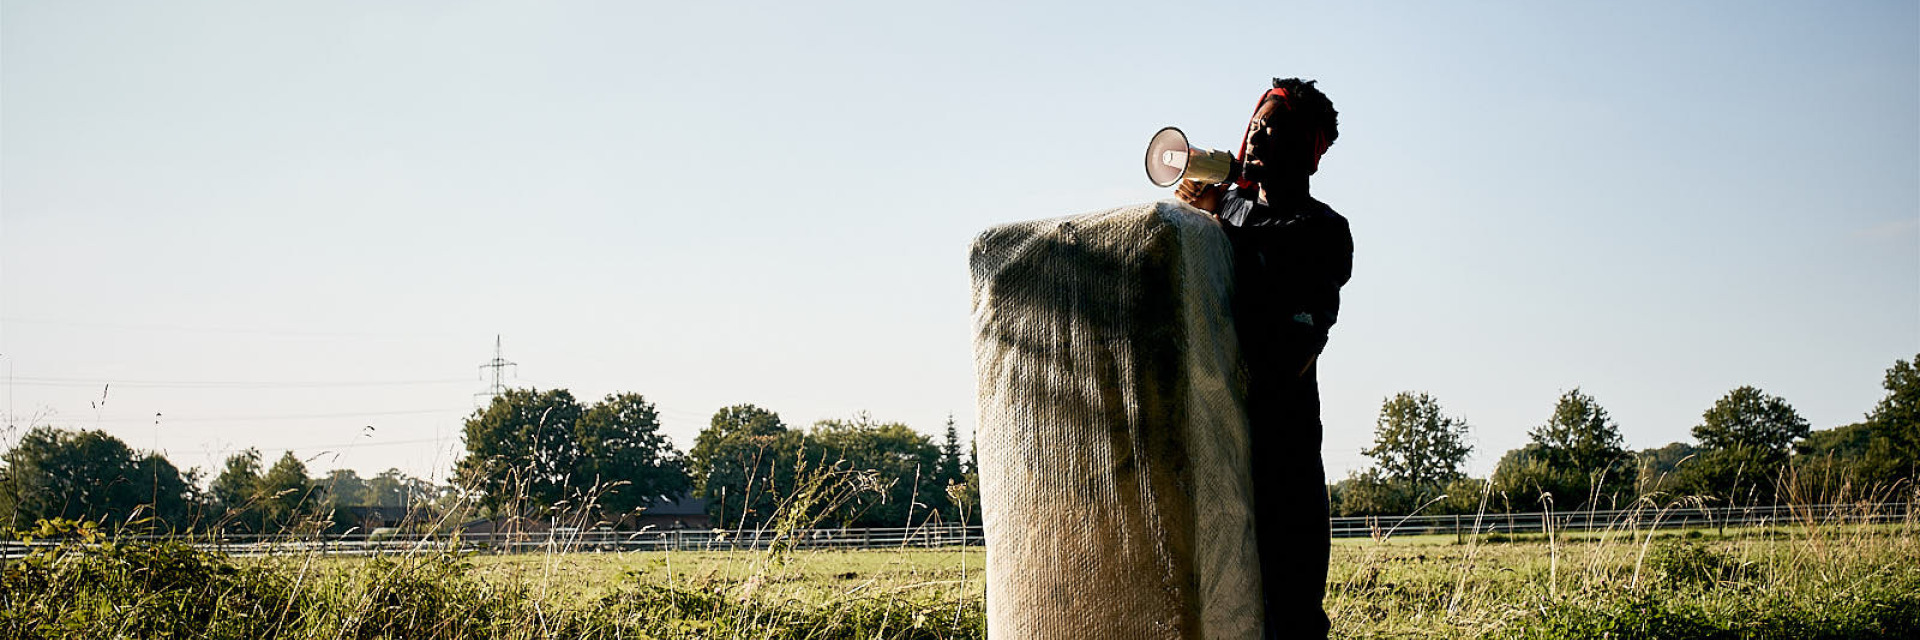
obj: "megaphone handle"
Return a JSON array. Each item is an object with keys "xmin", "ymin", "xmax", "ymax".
[{"xmin": 1175, "ymin": 180, "xmax": 1223, "ymax": 214}]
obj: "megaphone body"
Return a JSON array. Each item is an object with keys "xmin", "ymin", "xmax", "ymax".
[{"xmin": 1144, "ymin": 127, "xmax": 1238, "ymax": 188}]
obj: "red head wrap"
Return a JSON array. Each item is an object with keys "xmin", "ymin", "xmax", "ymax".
[{"xmin": 1234, "ymin": 87, "xmax": 1332, "ymax": 191}]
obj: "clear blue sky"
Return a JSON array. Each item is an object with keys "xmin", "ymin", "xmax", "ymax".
[{"xmin": 4, "ymin": 1, "xmax": 1915, "ymax": 482}]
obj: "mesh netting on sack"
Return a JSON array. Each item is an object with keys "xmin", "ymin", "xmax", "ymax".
[{"xmin": 969, "ymin": 201, "xmax": 1262, "ymax": 639}]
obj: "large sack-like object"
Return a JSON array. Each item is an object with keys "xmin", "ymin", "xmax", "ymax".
[{"xmin": 970, "ymin": 201, "xmax": 1260, "ymax": 639}]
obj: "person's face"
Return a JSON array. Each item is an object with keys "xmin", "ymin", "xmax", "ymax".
[{"xmin": 1243, "ymin": 99, "xmax": 1315, "ymax": 184}]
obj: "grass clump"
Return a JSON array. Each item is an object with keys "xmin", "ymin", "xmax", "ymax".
[
  {"xmin": 1645, "ymin": 539, "xmax": 1747, "ymax": 590},
  {"xmin": 302, "ymin": 554, "xmax": 544, "ymax": 639},
  {"xmin": 1508, "ymin": 536, "xmax": 1920, "ymax": 639},
  {"xmin": 0, "ymin": 533, "xmax": 300, "ymax": 639},
  {"xmin": 1516, "ymin": 571, "xmax": 1920, "ymax": 640}
]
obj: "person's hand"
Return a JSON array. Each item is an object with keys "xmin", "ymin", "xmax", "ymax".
[{"xmin": 1175, "ymin": 180, "xmax": 1223, "ymax": 213}]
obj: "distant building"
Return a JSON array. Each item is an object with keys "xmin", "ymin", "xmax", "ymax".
[
  {"xmin": 455, "ymin": 515, "xmax": 552, "ymax": 536},
  {"xmin": 334, "ymin": 505, "xmax": 437, "ymax": 532},
  {"xmin": 630, "ymin": 494, "xmax": 710, "ymax": 530},
  {"xmin": 451, "ymin": 494, "xmax": 710, "ymax": 536}
]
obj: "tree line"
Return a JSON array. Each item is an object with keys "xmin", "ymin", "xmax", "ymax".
[
  {"xmin": 2, "ymin": 353, "xmax": 1912, "ymax": 533},
  {"xmin": 1333, "ymin": 353, "xmax": 1919, "ymax": 517},
  {"xmin": 0, "ymin": 432, "xmax": 452, "ymax": 535},
  {"xmin": 450, "ymin": 390, "xmax": 979, "ymax": 530},
  {"xmin": 0, "ymin": 390, "xmax": 980, "ymax": 534}
]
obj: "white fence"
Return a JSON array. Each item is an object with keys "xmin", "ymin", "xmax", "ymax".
[
  {"xmin": 2, "ymin": 502, "xmax": 1909, "ymax": 559},
  {"xmin": 1329, "ymin": 501, "xmax": 1912, "ymax": 540},
  {"xmin": 1, "ymin": 524, "xmax": 986, "ymax": 558}
]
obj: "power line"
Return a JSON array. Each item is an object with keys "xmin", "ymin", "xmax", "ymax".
[
  {"xmin": 5, "ymin": 376, "xmax": 472, "ymax": 389},
  {"xmin": 0, "ymin": 316, "xmax": 434, "ymax": 339},
  {"xmin": 164, "ymin": 436, "xmax": 453, "ymax": 455},
  {"xmin": 68, "ymin": 408, "xmax": 464, "ymax": 424}
]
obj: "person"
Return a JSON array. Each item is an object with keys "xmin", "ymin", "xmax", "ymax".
[{"xmin": 1175, "ymin": 77, "xmax": 1351, "ymax": 639}]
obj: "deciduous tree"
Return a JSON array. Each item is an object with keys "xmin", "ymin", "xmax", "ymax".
[
  {"xmin": 454, "ymin": 388, "xmax": 690, "ymax": 519},
  {"xmin": 1530, "ymin": 389, "xmax": 1629, "ymax": 472},
  {"xmin": 318, "ymin": 469, "xmax": 368, "ymax": 509},
  {"xmin": 806, "ymin": 414, "xmax": 943, "ymax": 528},
  {"xmin": 211, "ymin": 449, "xmax": 264, "ymax": 532},
  {"xmin": 1635, "ymin": 441, "xmax": 1702, "ymax": 494},
  {"xmin": 256, "ymin": 451, "xmax": 317, "ymax": 532},
  {"xmin": 1491, "ymin": 445, "xmax": 1579, "ymax": 511},
  {"xmin": 1692, "ymin": 386, "xmax": 1809, "ymax": 455},
  {"xmin": 1791, "ymin": 354, "xmax": 1920, "ymax": 487},
  {"xmin": 454, "ymin": 388, "xmax": 585, "ymax": 513},
  {"xmin": 575, "ymin": 393, "xmax": 690, "ymax": 516},
  {"xmin": 688, "ymin": 404, "xmax": 802, "ymax": 529},
  {"xmin": 0, "ymin": 426, "xmax": 198, "ymax": 531},
  {"xmin": 1362, "ymin": 392, "xmax": 1473, "ymax": 492},
  {"xmin": 1496, "ymin": 389, "xmax": 1633, "ymax": 508},
  {"xmin": 1864, "ymin": 354, "xmax": 1919, "ymax": 480},
  {"xmin": 1330, "ymin": 468, "xmax": 1416, "ymax": 516},
  {"xmin": 363, "ymin": 468, "xmax": 439, "ymax": 508},
  {"xmin": 1675, "ymin": 386, "xmax": 1810, "ymax": 501}
]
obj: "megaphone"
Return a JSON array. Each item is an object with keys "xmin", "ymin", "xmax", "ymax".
[{"xmin": 1143, "ymin": 126, "xmax": 1237, "ymax": 188}]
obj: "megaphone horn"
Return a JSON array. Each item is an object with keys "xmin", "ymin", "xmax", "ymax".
[{"xmin": 1144, "ymin": 126, "xmax": 1237, "ymax": 188}]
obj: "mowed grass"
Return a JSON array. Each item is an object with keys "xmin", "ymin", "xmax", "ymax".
[{"xmin": 4, "ymin": 520, "xmax": 1916, "ymax": 638}]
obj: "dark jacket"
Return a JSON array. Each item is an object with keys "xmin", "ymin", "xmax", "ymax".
[{"xmin": 1215, "ymin": 187, "xmax": 1354, "ymax": 374}]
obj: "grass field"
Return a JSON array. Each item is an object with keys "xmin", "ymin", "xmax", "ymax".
[
  {"xmin": 4, "ymin": 518, "xmax": 1917, "ymax": 638},
  {"xmin": 461, "ymin": 547, "xmax": 986, "ymax": 609}
]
